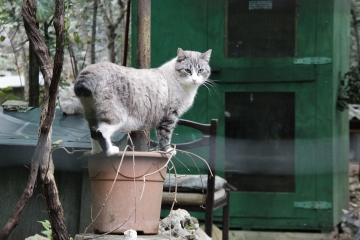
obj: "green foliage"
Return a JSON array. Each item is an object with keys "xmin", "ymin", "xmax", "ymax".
[
  {"xmin": 38, "ymin": 220, "xmax": 52, "ymax": 239},
  {"xmin": 38, "ymin": 220, "xmax": 74, "ymax": 240},
  {"xmin": 0, "ymin": 2, "xmax": 20, "ymax": 28},
  {"xmin": 337, "ymin": 67, "xmax": 360, "ymax": 111},
  {"xmin": 36, "ymin": 0, "xmax": 55, "ymax": 23},
  {"xmin": 0, "ymin": 87, "xmax": 18, "ymax": 104},
  {"xmin": 0, "ymin": 53, "xmax": 17, "ymax": 72},
  {"xmin": 73, "ymin": 31, "xmax": 82, "ymax": 44},
  {"xmin": 10, "ymin": 0, "xmax": 55, "ymax": 23}
]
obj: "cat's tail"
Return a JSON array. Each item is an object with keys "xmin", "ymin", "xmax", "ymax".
[{"xmin": 74, "ymin": 73, "xmax": 96, "ymax": 98}]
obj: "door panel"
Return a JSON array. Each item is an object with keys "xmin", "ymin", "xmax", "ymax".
[
  {"xmin": 225, "ymin": 92, "xmax": 295, "ymax": 193},
  {"xmin": 208, "ymin": 0, "xmax": 318, "ymax": 225},
  {"xmin": 226, "ymin": 0, "xmax": 297, "ymax": 58},
  {"xmin": 208, "ymin": 0, "xmax": 317, "ymax": 68},
  {"xmin": 215, "ymin": 83, "xmax": 316, "ymax": 222}
]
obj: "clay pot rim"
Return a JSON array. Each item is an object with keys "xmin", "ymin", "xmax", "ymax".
[{"xmin": 84, "ymin": 150, "xmax": 172, "ymax": 159}]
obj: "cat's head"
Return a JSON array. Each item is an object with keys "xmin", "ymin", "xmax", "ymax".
[
  {"xmin": 175, "ymin": 48, "xmax": 212, "ymax": 87},
  {"xmin": 341, "ymin": 209, "xmax": 360, "ymax": 236}
]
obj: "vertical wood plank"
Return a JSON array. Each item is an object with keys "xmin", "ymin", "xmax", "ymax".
[
  {"xmin": 57, "ymin": 171, "xmax": 82, "ymax": 237},
  {"xmin": 79, "ymin": 170, "xmax": 92, "ymax": 233},
  {"xmin": 0, "ymin": 167, "xmax": 83, "ymax": 239}
]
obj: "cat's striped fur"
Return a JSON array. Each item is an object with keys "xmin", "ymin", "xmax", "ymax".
[{"xmin": 74, "ymin": 48, "xmax": 212, "ymax": 156}]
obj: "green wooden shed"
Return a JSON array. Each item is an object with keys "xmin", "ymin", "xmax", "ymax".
[{"xmin": 132, "ymin": 0, "xmax": 350, "ymax": 232}]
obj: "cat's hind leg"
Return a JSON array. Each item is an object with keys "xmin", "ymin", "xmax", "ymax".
[
  {"xmin": 97, "ymin": 123, "xmax": 120, "ymax": 156},
  {"xmin": 90, "ymin": 129, "xmax": 102, "ymax": 154}
]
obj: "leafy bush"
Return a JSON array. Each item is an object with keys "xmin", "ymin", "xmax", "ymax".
[{"xmin": 0, "ymin": 87, "xmax": 18, "ymax": 104}]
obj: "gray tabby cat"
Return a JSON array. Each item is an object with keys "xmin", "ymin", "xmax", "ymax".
[
  {"xmin": 341, "ymin": 209, "xmax": 360, "ymax": 239},
  {"xmin": 74, "ymin": 48, "xmax": 212, "ymax": 156}
]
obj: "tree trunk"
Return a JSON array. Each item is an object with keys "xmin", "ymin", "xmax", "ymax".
[
  {"xmin": 74, "ymin": 1, "xmax": 92, "ymax": 67},
  {"xmin": 42, "ymin": 1, "xmax": 68, "ymax": 236},
  {"xmin": 22, "ymin": 40, "xmax": 30, "ymax": 101},
  {"xmin": 97, "ymin": 0, "xmax": 126, "ymax": 63},
  {"xmin": 0, "ymin": 0, "xmax": 68, "ymax": 239},
  {"xmin": 29, "ymin": 39, "xmax": 39, "ymax": 107},
  {"xmin": 41, "ymin": 147, "xmax": 68, "ymax": 240},
  {"xmin": 68, "ymin": 40, "xmax": 78, "ymax": 78},
  {"xmin": 107, "ymin": 28, "xmax": 117, "ymax": 63},
  {"xmin": 91, "ymin": 0, "xmax": 97, "ymax": 64}
]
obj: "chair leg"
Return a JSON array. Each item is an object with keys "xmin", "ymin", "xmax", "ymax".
[
  {"xmin": 222, "ymin": 190, "xmax": 230, "ymax": 240},
  {"xmin": 205, "ymin": 208, "xmax": 214, "ymax": 238}
]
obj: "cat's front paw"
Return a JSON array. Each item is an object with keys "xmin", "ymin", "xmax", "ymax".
[
  {"xmin": 106, "ymin": 146, "xmax": 119, "ymax": 156},
  {"xmin": 91, "ymin": 139, "xmax": 103, "ymax": 155}
]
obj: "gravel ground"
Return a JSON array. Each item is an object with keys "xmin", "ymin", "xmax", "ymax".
[{"xmin": 333, "ymin": 163, "xmax": 360, "ymax": 240}]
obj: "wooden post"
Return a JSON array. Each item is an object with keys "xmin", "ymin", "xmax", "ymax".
[
  {"xmin": 137, "ymin": 0, "xmax": 150, "ymax": 69},
  {"xmin": 130, "ymin": 0, "xmax": 151, "ymax": 151}
]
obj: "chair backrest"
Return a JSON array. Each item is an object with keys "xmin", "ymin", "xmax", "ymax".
[
  {"xmin": 176, "ymin": 119, "xmax": 218, "ymax": 206},
  {"xmin": 176, "ymin": 119, "xmax": 218, "ymax": 171}
]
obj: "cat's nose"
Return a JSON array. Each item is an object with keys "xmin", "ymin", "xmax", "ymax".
[{"xmin": 192, "ymin": 79, "xmax": 197, "ymax": 83}]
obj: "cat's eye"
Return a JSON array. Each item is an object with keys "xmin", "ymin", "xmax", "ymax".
[
  {"xmin": 198, "ymin": 69, "xmax": 204, "ymax": 73},
  {"xmin": 185, "ymin": 68, "xmax": 191, "ymax": 74}
]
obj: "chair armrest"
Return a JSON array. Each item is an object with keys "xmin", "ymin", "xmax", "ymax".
[{"xmin": 224, "ymin": 182, "xmax": 237, "ymax": 192}]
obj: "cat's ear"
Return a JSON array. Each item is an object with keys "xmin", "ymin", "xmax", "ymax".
[
  {"xmin": 201, "ymin": 49, "xmax": 212, "ymax": 62},
  {"xmin": 343, "ymin": 209, "xmax": 350, "ymax": 214},
  {"xmin": 177, "ymin": 48, "xmax": 186, "ymax": 62}
]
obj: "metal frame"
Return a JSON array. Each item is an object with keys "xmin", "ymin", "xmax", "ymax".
[{"xmin": 162, "ymin": 119, "xmax": 230, "ymax": 240}]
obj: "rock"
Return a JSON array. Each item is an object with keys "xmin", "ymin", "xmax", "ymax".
[
  {"xmin": 124, "ymin": 229, "xmax": 137, "ymax": 240},
  {"xmin": 194, "ymin": 228, "xmax": 212, "ymax": 240},
  {"xmin": 349, "ymin": 176, "xmax": 358, "ymax": 184},
  {"xmin": 25, "ymin": 234, "xmax": 48, "ymax": 240},
  {"xmin": 58, "ymin": 86, "xmax": 83, "ymax": 115},
  {"xmin": 159, "ymin": 209, "xmax": 210, "ymax": 240}
]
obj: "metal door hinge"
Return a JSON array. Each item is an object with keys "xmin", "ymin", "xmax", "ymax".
[
  {"xmin": 294, "ymin": 201, "xmax": 332, "ymax": 209},
  {"xmin": 294, "ymin": 57, "xmax": 332, "ymax": 65}
]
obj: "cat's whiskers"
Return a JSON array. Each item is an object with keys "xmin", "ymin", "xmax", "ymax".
[
  {"xmin": 205, "ymin": 79, "xmax": 219, "ymax": 88},
  {"xmin": 201, "ymin": 83, "xmax": 211, "ymax": 94},
  {"xmin": 202, "ymin": 79, "xmax": 219, "ymax": 95}
]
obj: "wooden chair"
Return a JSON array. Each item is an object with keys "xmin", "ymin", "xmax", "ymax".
[{"xmin": 161, "ymin": 119, "xmax": 230, "ymax": 240}]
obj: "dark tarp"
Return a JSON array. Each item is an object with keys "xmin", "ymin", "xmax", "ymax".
[
  {"xmin": 0, "ymin": 107, "xmax": 125, "ymax": 171},
  {"xmin": 0, "ymin": 107, "xmax": 90, "ymax": 147}
]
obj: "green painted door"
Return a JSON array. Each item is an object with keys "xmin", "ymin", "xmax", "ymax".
[
  {"xmin": 208, "ymin": 0, "xmax": 319, "ymax": 229},
  {"xmin": 133, "ymin": 0, "xmax": 344, "ymax": 230}
]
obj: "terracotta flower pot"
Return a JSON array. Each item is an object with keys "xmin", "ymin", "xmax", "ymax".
[{"xmin": 87, "ymin": 151, "xmax": 169, "ymax": 234}]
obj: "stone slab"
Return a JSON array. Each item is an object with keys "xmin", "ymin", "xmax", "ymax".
[
  {"xmin": 2, "ymin": 100, "xmax": 29, "ymax": 111},
  {"xmin": 74, "ymin": 233, "xmax": 171, "ymax": 240}
]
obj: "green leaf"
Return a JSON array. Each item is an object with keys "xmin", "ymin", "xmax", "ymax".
[
  {"xmin": 73, "ymin": 32, "xmax": 82, "ymax": 44},
  {"xmin": 38, "ymin": 220, "xmax": 51, "ymax": 231},
  {"xmin": 65, "ymin": 20, "xmax": 70, "ymax": 31},
  {"xmin": 41, "ymin": 229, "xmax": 52, "ymax": 236},
  {"xmin": 36, "ymin": 0, "xmax": 55, "ymax": 23}
]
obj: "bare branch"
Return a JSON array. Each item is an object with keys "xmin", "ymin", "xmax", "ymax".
[
  {"xmin": 4, "ymin": 29, "xmax": 24, "ymax": 100},
  {"xmin": 114, "ymin": 0, "xmax": 127, "ymax": 27},
  {"xmin": 97, "ymin": 0, "xmax": 112, "ymax": 29},
  {"xmin": 0, "ymin": 0, "xmax": 68, "ymax": 239}
]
